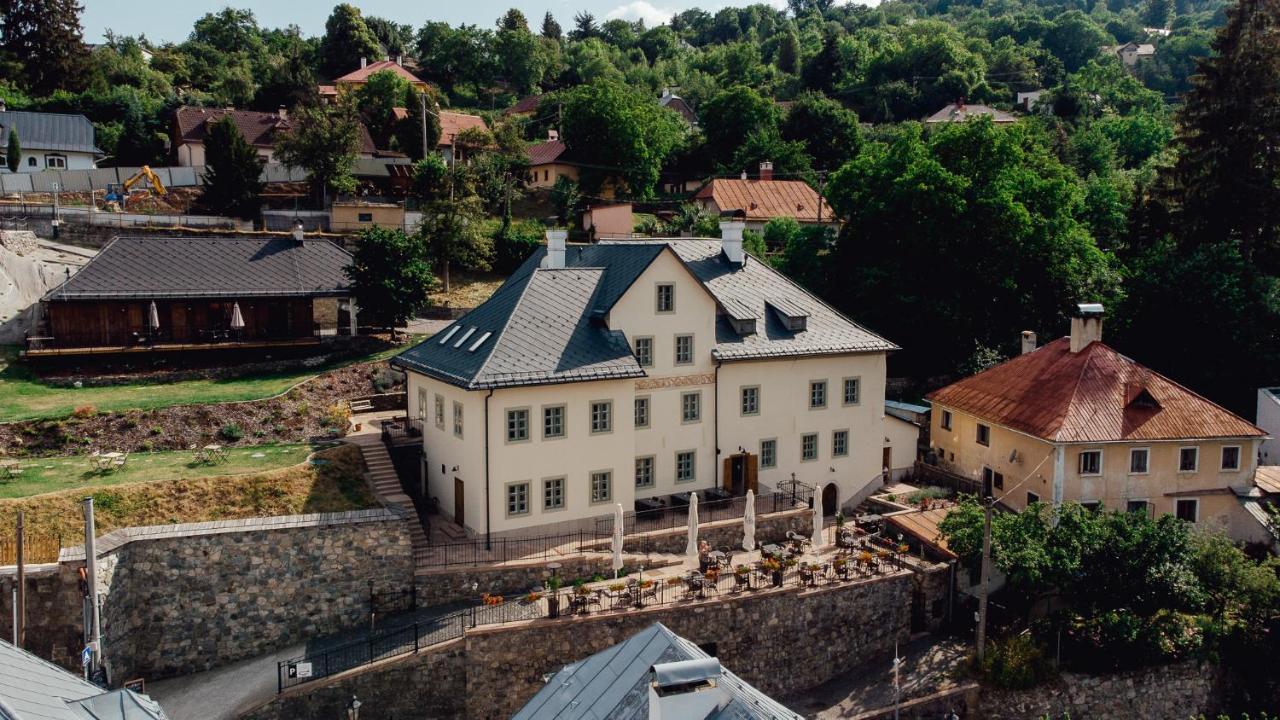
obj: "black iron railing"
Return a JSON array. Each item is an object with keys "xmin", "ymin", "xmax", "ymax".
[
  {"xmin": 597, "ymin": 487, "xmax": 814, "ymax": 538},
  {"xmin": 415, "ymin": 529, "xmax": 606, "ymax": 568}
]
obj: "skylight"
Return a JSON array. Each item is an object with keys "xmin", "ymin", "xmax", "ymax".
[
  {"xmin": 438, "ymin": 325, "xmax": 460, "ymax": 345},
  {"xmin": 468, "ymin": 332, "xmax": 492, "ymax": 352},
  {"xmin": 453, "ymin": 327, "xmax": 477, "ymax": 348}
]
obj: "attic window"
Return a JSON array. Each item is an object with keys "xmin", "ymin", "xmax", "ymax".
[
  {"xmin": 1126, "ymin": 385, "xmax": 1160, "ymax": 410},
  {"xmin": 437, "ymin": 325, "xmax": 460, "ymax": 345},
  {"xmin": 453, "ymin": 327, "xmax": 476, "ymax": 348},
  {"xmin": 468, "ymin": 331, "xmax": 492, "ymax": 352},
  {"xmin": 766, "ymin": 297, "xmax": 809, "ymax": 332},
  {"xmin": 729, "ymin": 317, "xmax": 756, "ymax": 335}
]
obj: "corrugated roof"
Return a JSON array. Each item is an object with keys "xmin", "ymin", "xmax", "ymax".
[
  {"xmin": 511, "ymin": 623, "xmax": 801, "ymax": 720},
  {"xmin": 927, "ymin": 337, "xmax": 1265, "ymax": 443},
  {"xmin": 332, "ymin": 60, "xmax": 426, "ymax": 85},
  {"xmin": 0, "ymin": 639, "xmax": 168, "ymax": 720},
  {"xmin": 438, "ymin": 111, "xmax": 487, "ymax": 147},
  {"xmin": 173, "ymin": 106, "xmax": 380, "ymax": 155},
  {"xmin": 693, "ymin": 178, "xmax": 835, "ymax": 223},
  {"xmin": 923, "ymin": 103, "xmax": 1018, "ymax": 124},
  {"xmin": 527, "ymin": 140, "xmax": 568, "ymax": 166},
  {"xmin": 0, "ymin": 111, "xmax": 100, "ymax": 155},
  {"xmin": 44, "ymin": 236, "xmax": 353, "ymax": 301},
  {"xmin": 1257, "ymin": 466, "xmax": 1280, "ymax": 495}
]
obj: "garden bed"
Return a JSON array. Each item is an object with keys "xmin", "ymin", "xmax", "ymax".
[{"xmin": 0, "ymin": 360, "xmax": 405, "ymax": 457}]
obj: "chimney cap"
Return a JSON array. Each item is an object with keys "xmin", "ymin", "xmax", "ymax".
[
  {"xmin": 652, "ymin": 658, "xmax": 721, "ymax": 688},
  {"xmin": 1075, "ymin": 302, "xmax": 1105, "ymax": 317}
]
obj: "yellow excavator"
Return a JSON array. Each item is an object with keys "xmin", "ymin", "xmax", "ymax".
[{"xmin": 104, "ymin": 166, "xmax": 167, "ymax": 212}]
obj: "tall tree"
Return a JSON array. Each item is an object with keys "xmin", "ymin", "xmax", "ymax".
[
  {"xmin": 201, "ymin": 115, "xmax": 265, "ymax": 220},
  {"xmin": 570, "ymin": 11, "xmax": 598, "ymax": 41},
  {"xmin": 560, "ymin": 80, "xmax": 685, "ymax": 198},
  {"xmin": 273, "ymin": 103, "xmax": 362, "ymax": 206},
  {"xmin": 498, "ymin": 8, "xmax": 528, "ymax": 33},
  {"xmin": 700, "ymin": 85, "xmax": 779, "ymax": 169},
  {"xmin": 0, "ymin": 0, "xmax": 89, "ymax": 94},
  {"xmin": 1143, "ymin": 0, "xmax": 1175, "ymax": 28},
  {"xmin": 317, "ymin": 4, "xmax": 382, "ymax": 78},
  {"xmin": 355, "ymin": 69, "xmax": 412, "ymax": 148},
  {"xmin": 541, "ymin": 12, "xmax": 562, "ymax": 41},
  {"xmin": 364, "ymin": 15, "xmax": 412, "ymax": 56},
  {"xmin": 5, "ymin": 127, "xmax": 19, "ymax": 173},
  {"xmin": 776, "ymin": 30, "xmax": 800, "ymax": 74},
  {"xmin": 345, "ymin": 226, "xmax": 438, "ymax": 331},
  {"xmin": 780, "ymin": 91, "xmax": 861, "ymax": 171}
]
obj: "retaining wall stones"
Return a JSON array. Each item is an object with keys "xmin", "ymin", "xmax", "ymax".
[
  {"xmin": 0, "ymin": 562, "xmax": 84, "ymax": 668},
  {"xmin": 414, "ymin": 555, "xmax": 682, "ymax": 609},
  {"xmin": 981, "ymin": 661, "xmax": 1227, "ymax": 720}
]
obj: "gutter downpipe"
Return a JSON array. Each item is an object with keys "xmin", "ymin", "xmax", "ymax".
[
  {"xmin": 714, "ymin": 358, "xmax": 722, "ymax": 490},
  {"xmin": 484, "ymin": 388, "xmax": 494, "ymax": 550}
]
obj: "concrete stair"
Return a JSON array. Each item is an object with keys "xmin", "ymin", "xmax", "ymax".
[{"xmin": 347, "ymin": 433, "xmax": 430, "ymax": 562}]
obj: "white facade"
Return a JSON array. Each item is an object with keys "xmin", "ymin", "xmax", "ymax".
[
  {"xmin": 0, "ymin": 150, "xmax": 97, "ymax": 173},
  {"xmin": 1258, "ymin": 387, "xmax": 1280, "ymax": 465}
]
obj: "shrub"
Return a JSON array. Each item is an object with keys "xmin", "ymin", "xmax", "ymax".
[
  {"xmin": 979, "ymin": 635, "xmax": 1055, "ymax": 689},
  {"xmin": 295, "ymin": 402, "xmax": 310, "ymax": 417},
  {"xmin": 121, "ymin": 419, "xmax": 139, "ymax": 430},
  {"xmin": 323, "ymin": 403, "xmax": 352, "ymax": 429},
  {"xmin": 71, "ymin": 405, "xmax": 96, "ymax": 418},
  {"xmin": 371, "ymin": 368, "xmax": 404, "ymax": 393},
  {"xmin": 149, "ymin": 426, "xmax": 163, "ymax": 436},
  {"xmin": 218, "ymin": 423, "xmax": 244, "ymax": 442}
]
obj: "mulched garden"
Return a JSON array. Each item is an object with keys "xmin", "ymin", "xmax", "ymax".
[{"xmin": 0, "ymin": 360, "xmax": 406, "ymax": 458}]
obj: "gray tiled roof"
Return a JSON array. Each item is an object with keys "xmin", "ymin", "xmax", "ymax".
[
  {"xmin": 511, "ymin": 622, "xmax": 801, "ymax": 720},
  {"xmin": 393, "ymin": 239, "xmax": 895, "ymax": 390},
  {"xmin": 0, "ymin": 111, "xmax": 101, "ymax": 155},
  {"xmin": 44, "ymin": 236, "xmax": 353, "ymax": 301},
  {"xmin": 0, "ymin": 640, "xmax": 168, "ymax": 720}
]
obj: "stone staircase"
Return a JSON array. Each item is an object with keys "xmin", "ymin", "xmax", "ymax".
[{"xmin": 347, "ymin": 433, "xmax": 430, "ymax": 561}]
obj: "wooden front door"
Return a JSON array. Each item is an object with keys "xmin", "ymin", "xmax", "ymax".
[
  {"xmin": 453, "ymin": 477, "xmax": 464, "ymax": 527},
  {"xmin": 722, "ymin": 453, "xmax": 759, "ymax": 496},
  {"xmin": 822, "ymin": 483, "xmax": 838, "ymax": 516}
]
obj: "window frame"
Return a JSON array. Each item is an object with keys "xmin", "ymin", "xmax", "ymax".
[
  {"xmin": 655, "ymin": 283, "xmax": 675, "ymax": 313},
  {"xmin": 832, "ymin": 429, "xmax": 849, "ymax": 457},
  {"xmin": 1175, "ymin": 498, "xmax": 1199, "ymax": 523},
  {"xmin": 1220, "ymin": 445, "xmax": 1241, "ymax": 472},
  {"xmin": 976, "ymin": 423, "xmax": 990, "ymax": 447},
  {"xmin": 634, "ymin": 396, "xmax": 650, "ymax": 429},
  {"xmin": 760, "ymin": 438, "xmax": 777, "ymax": 469},
  {"xmin": 635, "ymin": 455, "xmax": 655, "ymax": 489},
  {"xmin": 740, "ymin": 385, "xmax": 760, "ymax": 416},
  {"xmin": 542, "ymin": 404, "xmax": 566, "ymax": 440},
  {"xmin": 1078, "ymin": 449, "xmax": 1102, "ymax": 476},
  {"xmin": 680, "ymin": 390, "xmax": 701, "ymax": 424},
  {"xmin": 452, "ymin": 400, "xmax": 464, "ymax": 438},
  {"xmin": 1126, "ymin": 499, "xmax": 1150, "ymax": 514},
  {"xmin": 505, "ymin": 481, "xmax": 531, "ymax": 517},
  {"xmin": 1129, "ymin": 447, "xmax": 1150, "ymax": 475},
  {"xmin": 809, "ymin": 380, "xmax": 828, "ymax": 410},
  {"xmin": 504, "ymin": 407, "xmax": 531, "ymax": 444},
  {"xmin": 590, "ymin": 400, "xmax": 613, "ymax": 435},
  {"xmin": 842, "ymin": 377, "xmax": 861, "ymax": 406},
  {"xmin": 434, "ymin": 394, "xmax": 445, "ymax": 430},
  {"xmin": 44, "ymin": 154, "xmax": 66, "ymax": 169},
  {"xmin": 674, "ymin": 334, "xmax": 694, "ymax": 365},
  {"xmin": 801, "ymin": 432, "xmax": 818, "ymax": 462},
  {"xmin": 675, "ymin": 450, "xmax": 697, "ymax": 483},
  {"xmin": 589, "ymin": 470, "xmax": 613, "ymax": 504},
  {"xmin": 1178, "ymin": 446, "xmax": 1199, "ymax": 473},
  {"xmin": 542, "ymin": 476, "xmax": 566, "ymax": 511},
  {"xmin": 1026, "ymin": 491, "xmax": 1040, "ymax": 506},
  {"xmin": 940, "ymin": 410, "xmax": 953, "ymax": 431},
  {"xmin": 633, "ymin": 336, "xmax": 654, "ymax": 368}
]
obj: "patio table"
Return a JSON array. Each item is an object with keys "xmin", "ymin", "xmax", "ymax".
[
  {"xmin": 1, "ymin": 460, "xmax": 21, "ymax": 478},
  {"xmin": 635, "ymin": 497, "xmax": 663, "ymax": 514},
  {"xmin": 204, "ymin": 444, "xmax": 228, "ymax": 463},
  {"xmin": 96, "ymin": 452, "xmax": 123, "ymax": 471},
  {"xmin": 762, "ymin": 543, "xmax": 782, "ymax": 558}
]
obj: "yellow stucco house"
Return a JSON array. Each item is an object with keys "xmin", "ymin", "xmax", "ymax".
[
  {"xmin": 392, "ymin": 221, "xmax": 901, "ymax": 540},
  {"xmin": 926, "ymin": 304, "xmax": 1272, "ymax": 544}
]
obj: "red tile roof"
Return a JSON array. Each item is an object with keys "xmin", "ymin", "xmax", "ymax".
[
  {"xmin": 504, "ymin": 93, "xmax": 546, "ymax": 115},
  {"xmin": 438, "ymin": 111, "xmax": 487, "ymax": 147},
  {"xmin": 333, "ymin": 60, "xmax": 425, "ymax": 86},
  {"xmin": 926, "ymin": 337, "xmax": 1264, "ymax": 443},
  {"xmin": 174, "ymin": 106, "xmax": 380, "ymax": 156},
  {"xmin": 694, "ymin": 178, "xmax": 836, "ymax": 223},
  {"xmin": 526, "ymin": 139, "xmax": 567, "ymax": 166}
]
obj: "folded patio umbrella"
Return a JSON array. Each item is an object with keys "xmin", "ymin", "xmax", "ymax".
[
  {"xmin": 230, "ymin": 302, "xmax": 245, "ymax": 329},
  {"xmin": 612, "ymin": 503, "xmax": 624, "ymax": 578},
  {"xmin": 685, "ymin": 492, "xmax": 699, "ymax": 567},
  {"xmin": 811, "ymin": 491, "xmax": 824, "ymax": 549},
  {"xmin": 742, "ymin": 489, "xmax": 756, "ymax": 552},
  {"xmin": 147, "ymin": 300, "xmax": 160, "ymax": 330}
]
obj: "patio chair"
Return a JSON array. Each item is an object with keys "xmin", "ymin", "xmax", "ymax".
[{"xmin": 112, "ymin": 452, "xmax": 129, "ymax": 470}]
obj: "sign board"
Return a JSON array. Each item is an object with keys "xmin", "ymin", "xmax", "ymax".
[
  {"xmin": 123, "ymin": 678, "xmax": 145, "ymax": 693},
  {"xmin": 81, "ymin": 646, "xmax": 93, "ymax": 667},
  {"xmin": 50, "ymin": 182, "xmax": 60, "ymax": 191},
  {"xmin": 296, "ymin": 662, "xmax": 313, "ymax": 679}
]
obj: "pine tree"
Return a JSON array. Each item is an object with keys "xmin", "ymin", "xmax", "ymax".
[
  {"xmin": 498, "ymin": 8, "xmax": 528, "ymax": 33},
  {"xmin": 1143, "ymin": 0, "xmax": 1174, "ymax": 28},
  {"xmin": 202, "ymin": 116, "xmax": 265, "ymax": 220},
  {"xmin": 1168, "ymin": 0, "xmax": 1280, "ymax": 272},
  {"xmin": 777, "ymin": 30, "xmax": 800, "ymax": 74},
  {"xmin": 317, "ymin": 3, "xmax": 382, "ymax": 79},
  {"xmin": 541, "ymin": 12, "xmax": 562, "ymax": 41},
  {"xmin": 570, "ymin": 12, "xmax": 598, "ymax": 41},
  {"xmin": 5, "ymin": 127, "xmax": 19, "ymax": 173},
  {"xmin": 0, "ymin": 0, "xmax": 89, "ymax": 94}
]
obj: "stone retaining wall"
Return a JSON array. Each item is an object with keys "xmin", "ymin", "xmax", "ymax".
[
  {"xmin": 414, "ymin": 555, "xmax": 682, "ymax": 609},
  {"xmin": 981, "ymin": 661, "xmax": 1226, "ymax": 719},
  {"xmin": 0, "ymin": 562, "xmax": 84, "ymax": 668}
]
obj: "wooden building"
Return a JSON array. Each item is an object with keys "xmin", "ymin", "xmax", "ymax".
[{"xmin": 28, "ymin": 235, "xmax": 357, "ymax": 356}]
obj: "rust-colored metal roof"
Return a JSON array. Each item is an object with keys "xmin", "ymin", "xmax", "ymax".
[
  {"xmin": 887, "ymin": 508, "xmax": 956, "ymax": 558},
  {"xmin": 526, "ymin": 139, "xmax": 567, "ymax": 166},
  {"xmin": 693, "ymin": 178, "xmax": 836, "ymax": 223},
  {"xmin": 504, "ymin": 93, "xmax": 546, "ymax": 115},
  {"xmin": 927, "ymin": 337, "xmax": 1264, "ymax": 443},
  {"xmin": 1257, "ymin": 466, "xmax": 1280, "ymax": 495},
  {"xmin": 333, "ymin": 60, "xmax": 426, "ymax": 86},
  {"xmin": 438, "ymin": 111, "xmax": 486, "ymax": 147}
]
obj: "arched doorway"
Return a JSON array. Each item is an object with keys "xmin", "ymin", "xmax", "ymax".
[{"xmin": 822, "ymin": 483, "xmax": 838, "ymax": 516}]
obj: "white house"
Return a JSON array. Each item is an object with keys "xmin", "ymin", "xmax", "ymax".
[
  {"xmin": 0, "ymin": 108, "xmax": 101, "ymax": 173},
  {"xmin": 1258, "ymin": 387, "xmax": 1280, "ymax": 465},
  {"xmin": 392, "ymin": 221, "xmax": 898, "ymax": 539}
]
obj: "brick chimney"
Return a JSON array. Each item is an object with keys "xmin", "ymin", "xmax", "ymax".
[
  {"xmin": 759, "ymin": 161, "xmax": 773, "ymax": 181},
  {"xmin": 1069, "ymin": 303, "xmax": 1104, "ymax": 353},
  {"xmin": 544, "ymin": 229, "xmax": 567, "ymax": 269},
  {"xmin": 1021, "ymin": 330, "xmax": 1036, "ymax": 355}
]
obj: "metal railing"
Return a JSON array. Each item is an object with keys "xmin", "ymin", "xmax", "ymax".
[
  {"xmin": 25, "ymin": 324, "xmax": 329, "ymax": 352},
  {"xmin": 416, "ymin": 529, "xmax": 607, "ymax": 568},
  {"xmin": 595, "ymin": 488, "xmax": 812, "ymax": 538}
]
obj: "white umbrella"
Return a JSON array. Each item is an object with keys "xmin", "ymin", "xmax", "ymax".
[
  {"xmin": 146, "ymin": 301, "xmax": 160, "ymax": 331},
  {"xmin": 229, "ymin": 302, "xmax": 245, "ymax": 330},
  {"xmin": 685, "ymin": 492, "xmax": 699, "ymax": 568},
  {"xmin": 811, "ymin": 491, "xmax": 825, "ymax": 549},
  {"xmin": 742, "ymin": 489, "xmax": 756, "ymax": 552},
  {"xmin": 612, "ymin": 503, "xmax": 625, "ymax": 579}
]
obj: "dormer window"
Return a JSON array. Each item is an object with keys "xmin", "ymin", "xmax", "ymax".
[
  {"xmin": 766, "ymin": 297, "xmax": 808, "ymax": 332},
  {"xmin": 1126, "ymin": 384, "xmax": 1160, "ymax": 410},
  {"xmin": 721, "ymin": 297, "xmax": 757, "ymax": 336}
]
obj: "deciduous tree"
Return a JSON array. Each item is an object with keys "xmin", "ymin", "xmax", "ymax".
[
  {"xmin": 273, "ymin": 103, "xmax": 362, "ymax": 206},
  {"xmin": 345, "ymin": 226, "xmax": 438, "ymax": 330}
]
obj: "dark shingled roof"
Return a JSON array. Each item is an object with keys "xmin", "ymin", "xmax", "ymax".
[
  {"xmin": 394, "ymin": 239, "xmax": 894, "ymax": 390},
  {"xmin": 0, "ymin": 111, "xmax": 100, "ymax": 155},
  {"xmin": 45, "ymin": 236, "xmax": 353, "ymax": 301}
]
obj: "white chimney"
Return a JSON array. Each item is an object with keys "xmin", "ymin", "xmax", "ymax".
[
  {"xmin": 759, "ymin": 160, "xmax": 773, "ymax": 181},
  {"xmin": 1069, "ymin": 303, "xmax": 1104, "ymax": 353},
  {"xmin": 544, "ymin": 229, "xmax": 567, "ymax": 269},
  {"xmin": 740, "ymin": 170, "xmax": 748, "ymax": 180},
  {"xmin": 547, "ymin": 128, "xmax": 559, "ymax": 142},
  {"xmin": 396, "ymin": 55, "xmax": 403, "ymax": 66},
  {"xmin": 0, "ymin": 100, "xmax": 6, "ymax": 113},
  {"xmin": 277, "ymin": 105, "xmax": 288, "ymax": 121},
  {"xmin": 360, "ymin": 57, "xmax": 368, "ymax": 69},
  {"xmin": 292, "ymin": 220, "xmax": 305, "ymax": 243},
  {"xmin": 719, "ymin": 218, "xmax": 746, "ymax": 266},
  {"xmin": 648, "ymin": 658, "xmax": 725, "ymax": 720},
  {"xmin": 1021, "ymin": 330, "xmax": 1036, "ymax": 355}
]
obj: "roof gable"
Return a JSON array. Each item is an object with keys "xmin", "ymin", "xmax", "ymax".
[
  {"xmin": 927, "ymin": 338, "xmax": 1264, "ymax": 443},
  {"xmin": 0, "ymin": 111, "xmax": 100, "ymax": 155},
  {"xmin": 333, "ymin": 60, "xmax": 424, "ymax": 85}
]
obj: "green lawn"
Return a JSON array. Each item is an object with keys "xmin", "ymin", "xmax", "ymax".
[
  {"xmin": 0, "ymin": 443, "xmax": 320, "ymax": 499},
  {"xmin": 0, "ymin": 340, "xmax": 418, "ymax": 423}
]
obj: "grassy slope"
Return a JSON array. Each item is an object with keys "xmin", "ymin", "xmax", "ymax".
[
  {"xmin": 0, "ymin": 342, "xmax": 413, "ymax": 423},
  {"xmin": 0, "ymin": 443, "xmax": 376, "ymax": 545}
]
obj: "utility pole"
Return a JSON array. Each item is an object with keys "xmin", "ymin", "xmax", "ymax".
[
  {"xmin": 975, "ymin": 498, "xmax": 993, "ymax": 663},
  {"xmin": 82, "ymin": 498, "xmax": 102, "ymax": 681},
  {"xmin": 15, "ymin": 511, "xmax": 24, "ymax": 649},
  {"xmin": 815, "ymin": 171, "xmax": 827, "ymax": 224}
]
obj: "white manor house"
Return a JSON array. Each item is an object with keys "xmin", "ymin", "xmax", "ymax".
[{"xmin": 393, "ymin": 221, "xmax": 910, "ymax": 538}]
